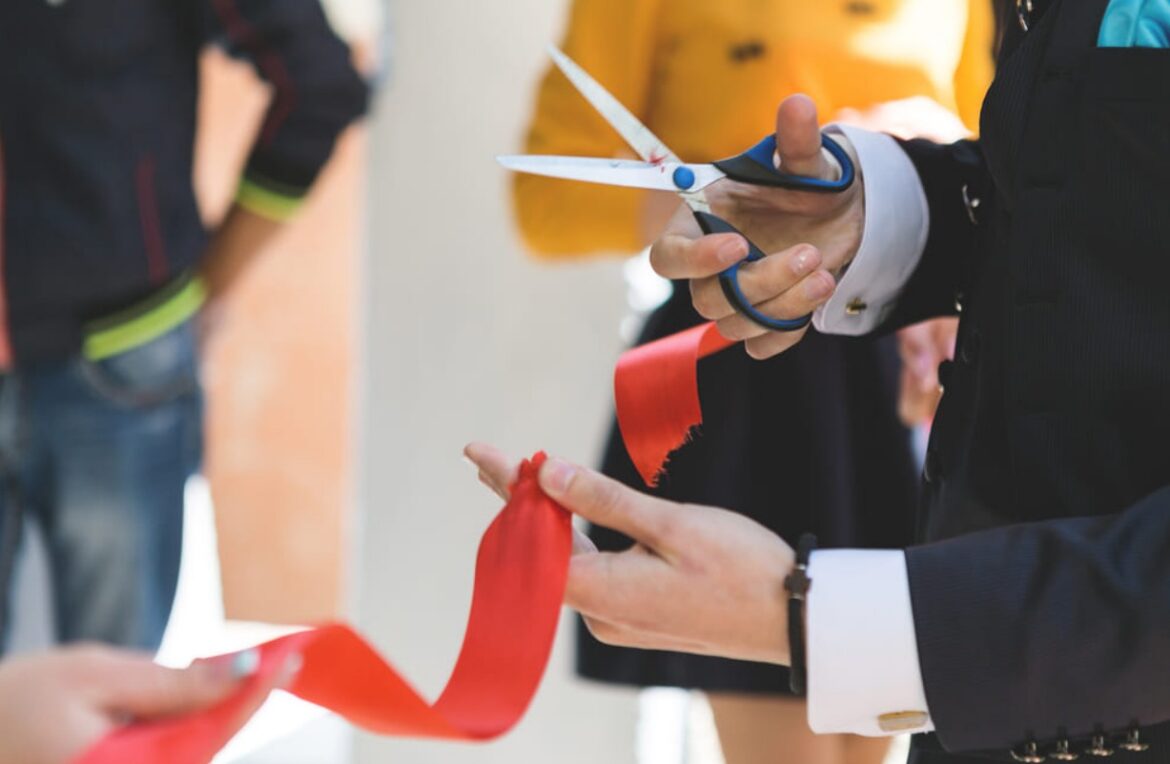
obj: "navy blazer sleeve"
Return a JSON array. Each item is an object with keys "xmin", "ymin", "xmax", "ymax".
[
  {"xmin": 905, "ymin": 485, "xmax": 1170, "ymax": 754},
  {"xmin": 197, "ymin": 0, "xmax": 370, "ymax": 207}
]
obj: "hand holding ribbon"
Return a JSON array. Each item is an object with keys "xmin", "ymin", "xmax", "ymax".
[
  {"xmin": 76, "ymin": 454, "xmax": 571, "ymax": 764},
  {"xmin": 466, "ymin": 445, "xmax": 795, "ymax": 665}
]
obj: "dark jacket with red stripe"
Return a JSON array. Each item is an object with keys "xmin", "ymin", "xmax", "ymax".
[{"xmin": 0, "ymin": 0, "xmax": 369, "ymax": 364}]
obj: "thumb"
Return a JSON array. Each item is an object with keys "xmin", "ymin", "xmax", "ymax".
[
  {"xmin": 775, "ymin": 94, "xmax": 834, "ymax": 179},
  {"xmin": 539, "ymin": 458, "xmax": 674, "ymax": 553},
  {"xmin": 94, "ymin": 648, "xmax": 258, "ymax": 719}
]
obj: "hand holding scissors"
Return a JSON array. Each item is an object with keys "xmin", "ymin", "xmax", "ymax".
[
  {"xmin": 659, "ymin": 95, "xmax": 867, "ymax": 359},
  {"xmin": 499, "ymin": 49, "xmax": 865, "ymax": 354}
]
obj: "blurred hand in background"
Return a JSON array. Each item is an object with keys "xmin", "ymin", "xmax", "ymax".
[
  {"xmin": 896, "ymin": 318, "xmax": 959, "ymax": 427},
  {"xmin": 836, "ymin": 95, "xmax": 974, "ymax": 144}
]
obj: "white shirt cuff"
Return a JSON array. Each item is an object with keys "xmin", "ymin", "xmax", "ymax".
[
  {"xmin": 806, "ymin": 549, "xmax": 934, "ymax": 737},
  {"xmin": 813, "ymin": 125, "xmax": 930, "ymax": 335}
]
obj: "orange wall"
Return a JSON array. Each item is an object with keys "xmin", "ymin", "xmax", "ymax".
[{"xmin": 194, "ymin": 49, "xmax": 366, "ymax": 623}]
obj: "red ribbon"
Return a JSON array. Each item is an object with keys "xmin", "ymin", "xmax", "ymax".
[
  {"xmin": 76, "ymin": 454, "xmax": 571, "ymax": 764},
  {"xmin": 614, "ymin": 322, "xmax": 734, "ymax": 486},
  {"xmin": 77, "ymin": 314, "xmax": 730, "ymax": 761}
]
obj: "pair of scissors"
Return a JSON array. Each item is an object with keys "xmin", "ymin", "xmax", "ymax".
[{"xmin": 498, "ymin": 47, "xmax": 856, "ymax": 332}]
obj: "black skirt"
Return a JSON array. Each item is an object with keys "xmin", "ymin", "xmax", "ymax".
[{"xmin": 576, "ymin": 285, "xmax": 920, "ymax": 695}]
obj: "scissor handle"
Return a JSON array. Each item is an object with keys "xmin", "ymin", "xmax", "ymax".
[
  {"xmin": 712, "ymin": 134, "xmax": 855, "ymax": 193},
  {"xmin": 693, "ymin": 211, "xmax": 813, "ymax": 334}
]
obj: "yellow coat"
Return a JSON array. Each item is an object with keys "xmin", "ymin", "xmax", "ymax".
[{"xmin": 514, "ymin": 0, "xmax": 994, "ymax": 257}]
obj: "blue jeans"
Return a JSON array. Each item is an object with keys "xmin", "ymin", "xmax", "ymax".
[{"xmin": 0, "ymin": 320, "xmax": 202, "ymax": 651}]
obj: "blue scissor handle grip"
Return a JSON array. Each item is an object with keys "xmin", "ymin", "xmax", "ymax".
[
  {"xmin": 713, "ymin": 133, "xmax": 855, "ymax": 193},
  {"xmin": 693, "ymin": 211, "xmax": 813, "ymax": 334}
]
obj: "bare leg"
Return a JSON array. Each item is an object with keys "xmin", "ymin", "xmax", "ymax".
[{"xmin": 708, "ymin": 693, "xmax": 845, "ymax": 764}]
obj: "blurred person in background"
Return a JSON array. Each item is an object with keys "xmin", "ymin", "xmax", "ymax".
[
  {"xmin": 0, "ymin": 1, "xmax": 368, "ymax": 652},
  {"xmin": 513, "ymin": 1, "xmax": 992, "ymax": 762}
]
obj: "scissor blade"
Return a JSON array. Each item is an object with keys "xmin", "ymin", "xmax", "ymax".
[
  {"xmin": 548, "ymin": 46, "xmax": 681, "ymax": 165},
  {"xmin": 497, "ymin": 155, "xmax": 683, "ymax": 192}
]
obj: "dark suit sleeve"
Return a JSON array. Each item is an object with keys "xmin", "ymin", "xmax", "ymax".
[
  {"xmin": 876, "ymin": 138, "xmax": 992, "ymax": 332},
  {"xmin": 198, "ymin": 0, "xmax": 371, "ymax": 216},
  {"xmin": 905, "ymin": 485, "xmax": 1170, "ymax": 755}
]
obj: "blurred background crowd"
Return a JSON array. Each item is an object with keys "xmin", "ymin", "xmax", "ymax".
[{"xmin": 0, "ymin": 0, "xmax": 996, "ymax": 762}]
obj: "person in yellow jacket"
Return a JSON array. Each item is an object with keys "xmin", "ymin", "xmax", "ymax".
[
  {"xmin": 512, "ymin": 2, "xmax": 993, "ymax": 764},
  {"xmin": 517, "ymin": 0, "xmax": 990, "ymax": 256}
]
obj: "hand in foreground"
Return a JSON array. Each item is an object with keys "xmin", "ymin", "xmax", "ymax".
[
  {"xmin": 0, "ymin": 645, "xmax": 286, "ymax": 764},
  {"xmin": 649, "ymin": 95, "xmax": 865, "ymax": 359},
  {"xmin": 466, "ymin": 444, "xmax": 794, "ymax": 664},
  {"xmin": 896, "ymin": 318, "xmax": 959, "ymax": 427}
]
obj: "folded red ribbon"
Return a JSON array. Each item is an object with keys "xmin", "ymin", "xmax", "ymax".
[
  {"xmin": 76, "ymin": 453, "xmax": 571, "ymax": 764},
  {"xmin": 614, "ymin": 322, "xmax": 735, "ymax": 486}
]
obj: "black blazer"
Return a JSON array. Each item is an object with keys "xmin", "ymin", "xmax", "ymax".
[{"xmin": 882, "ymin": 0, "xmax": 1170, "ymax": 761}]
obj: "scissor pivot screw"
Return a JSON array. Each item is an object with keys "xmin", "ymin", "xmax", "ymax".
[{"xmin": 672, "ymin": 166, "xmax": 696, "ymax": 191}]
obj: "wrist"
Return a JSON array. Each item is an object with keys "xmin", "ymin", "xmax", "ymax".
[
  {"xmin": 756, "ymin": 543, "xmax": 796, "ymax": 666},
  {"xmin": 822, "ymin": 128, "xmax": 865, "ymax": 278}
]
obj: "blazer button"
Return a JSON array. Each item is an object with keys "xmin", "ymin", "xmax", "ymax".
[
  {"xmin": 1049, "ymin": 737, "xmax": 1079, "ymax": 761},
  {"xmin": 923, "ymin": 449, "xmax": 942, "ymax": 484},
  {"xmin": 843, "ymin": 0, "xmax": 877, "ymax": 14},
  {"xmin": 938, "ymin": 360, "xmax": 954, "ymax": 389},
  {"xmin": 1119, "ymin": 725, "xmax": 1150, "ymax": 753},
  {"xmin": 1012, "ymin": 740, "xmax": 1045, "ymax": 763},
  {"xmin": 1017, "ymin": 0, "xmax": 1035, "ymax": 31},
  {"xmin": 1085, "ymin": 732, "xmax": 1115, "ymax": 757},
  {"xmin": 961, "ymin": 185, "xmax": 982, "ymax": 226},
  {"xmin": 960, "ymin": 331, "xmax": 981, "ymax": 365}
]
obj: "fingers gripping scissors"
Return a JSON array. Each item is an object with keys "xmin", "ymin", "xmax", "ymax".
[{"xmin": 499, "ymin": 47, "xmax": 856, "ymax": 332}]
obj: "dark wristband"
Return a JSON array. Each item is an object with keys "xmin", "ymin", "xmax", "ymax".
[{"xmin": 784, "ymin": 533, "xmax": 817, "ymax": 696}]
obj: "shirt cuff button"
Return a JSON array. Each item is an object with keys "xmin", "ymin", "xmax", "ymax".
[{"xmin": 877, "ymin": 711, "xmax": 929, "ymax": 733}]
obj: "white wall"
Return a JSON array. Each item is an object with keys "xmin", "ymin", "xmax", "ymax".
[{"xmin": 355, "ymin": 0, "xmax": 639, "ymax": 762}]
